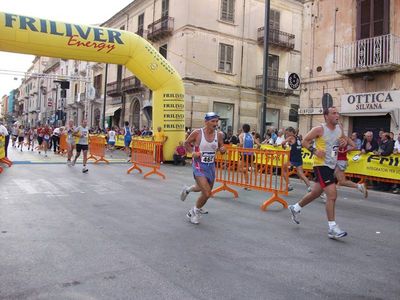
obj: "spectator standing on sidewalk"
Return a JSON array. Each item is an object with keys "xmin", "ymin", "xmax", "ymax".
[{"xmin": 153, "ymin": 126, "xmax": 168, "ymax": 163}]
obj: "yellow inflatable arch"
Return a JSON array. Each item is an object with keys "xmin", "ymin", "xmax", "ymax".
[{"xmin": 0, "ymin": 12, "xmax": 185, "ymax": 161}]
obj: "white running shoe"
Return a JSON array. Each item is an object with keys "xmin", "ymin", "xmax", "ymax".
[
  {"xmin": 307, "ymin": 186, "xmax": 312, "ymax": 193},
  {"xmin": 71, "ymin": 159, "xmax": 76, "ymax": 167},
  {"xmin": 357, "ymin": 184, "xmax": 368, "ymax": 198},
  {"xmin": 328, "ymin": 226, "xmax": 347, "ymax": 239},
  {"xmin": 288, "ymin": 205, "xmax": 300, "ymax": 224},
  {"xmin": 82, "ymin": 167, "xmax": 88, "ymax": 173},
  {"xmin": 186, "ymin": 208, "xmax": 201, "ymax": 224},
  {"xmin": 180, "ymin": 186, "xmax": 189, "ymax": 201},
  {"xmin": 288, "ymin": 184, "xmax": 294, "ymax": 191},
  {"xmin": 67, "ymin": 160, "xmax": 71, "ymax": 166}
]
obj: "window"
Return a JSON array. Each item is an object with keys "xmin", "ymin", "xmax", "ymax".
[
  {"xmin": 137, "ymin": 13, "xmax": 144, "ymax": 37},
  {"xmin": 159, "ymin": 44, "xmax": 168, "ymax": 59},
  {"xmin": 357, "ymin": 0, "xmax": 389, "ymax": 39},
  {"xmin": 218, "ymin": 43, "xmax": 233, "ymax": 73},
  {"xmin": 268, "ymin": 54, "xmax": 279, "ymax": 78},
  {"xmin": 162, "ymin": 0, "xmax": 169, "ymax": 17},
  {"xmin": 289, "ymin": 104, "xmax": 299, "ymax": 123},
  {"xmin": 269, "ymin": 9, "xmax": 280, "ymax": 30},
  {"xmin": 220, "ymin": 0, "xmax": 235, "ymax": 23}
]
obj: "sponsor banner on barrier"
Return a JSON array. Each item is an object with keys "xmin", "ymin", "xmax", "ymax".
[
  {"xmin": 345, "ymin": 151, "xmax": 400, "ymax": 180},
  {"xmin": 300, "ymin": 149, "xmax": 400, "ymax": 180},
  {"xmin": 257, "ymin": 145, "xmax": 400, "ymax": 181},
  {"xmin": 0, "ymin": 136, "xmax": 5, "ymax": 159}
]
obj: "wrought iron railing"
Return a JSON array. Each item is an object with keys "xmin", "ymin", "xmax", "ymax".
[
  {"xmin": 147, "ymin": 16, "xmax": 174, "ymax": 41},
  {"xmin": 106, "ymin": 81, "xmax": 122, "ymax": 96},
  {"xmin": 337, "ymin": 34, "xmax": 400, "ymax": 73},
  {"xmin": 257, "ymin": 27, "xmax": 295, "ymax": 50},
  {"xmin": 121, "ymin": 76, "xmax": 143, "ymax": 92},
  {"xmin": 255, "ymin": 75, "xmax": 293, "ymax": 95}
]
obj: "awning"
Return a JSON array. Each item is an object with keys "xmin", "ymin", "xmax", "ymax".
[{"xmin": 105, "ymin": 106, "xmax": 121, "ymax": 117}]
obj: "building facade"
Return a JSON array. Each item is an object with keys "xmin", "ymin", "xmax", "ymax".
[
  {"xmin": 299, "ymin": 0, "xmax": 400, "ymax": 137},
  {"xmin": 102, "ymin": 0, "xmax": 303, "ymax": 133}
]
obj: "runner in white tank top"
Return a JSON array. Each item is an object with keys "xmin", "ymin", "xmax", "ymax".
[
  {"xmin": 180, "ymin": 112, "xmax": 226, "ymax": 224},
  {"xmin": 288, "ymin": 107, "xmax": 349, "ymax": 239}
]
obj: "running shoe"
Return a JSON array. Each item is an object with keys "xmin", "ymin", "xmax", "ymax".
[
  {"xmin": 357, "ymin": 184, "xmax": 368, "ymax": 198},
  {"xmin": 199, "ymin": 208, "xmax": 208, "ymax": 214},
  {"xmin": 288, "ymin": 205, "xmax": 300, "ymax": 224},
  {"xmin": 288, "ymin": 184, "xmax": 294, "ymax": 191},
  {"xmin": 320, "ymin": 193, "xmax": 327, "ymax": 203},
  {"xmin": 82, "ymin": 167, "xmax": 89, "ymax": 173},
  {"xmin": 180, "ymin": 186, "xmax": 189, "ymax": 201},
  {"xmin": 186, "ymin": 208, "xmax": 201, "ymax": 224},
  {"xmin": 307, "ymin": 186, "xmax": 312, "ymax": 193},
  {"xmin": 71, "ymin": 159, "xmax": 76, "ymax": 166},
  {"xmin": 67, "ymin": 160, "xmax": 71, "ymax": 167},
  {"xmin": 328, "ymin": 226, "xmax": 347, "ymax": 239}
]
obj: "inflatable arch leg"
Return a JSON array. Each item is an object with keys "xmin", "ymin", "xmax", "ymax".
[{"xmin": 0, "ymin": 12, "xmax": 185, "ymax": 161}]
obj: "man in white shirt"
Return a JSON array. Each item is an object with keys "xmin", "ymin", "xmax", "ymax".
[
  {"xmin": 394, "ymin": 132, "xmax": 400, "ymax": 154},
  {"xmin": 0, "ymin": 122, "xmax": 9, "ymax": 157}
]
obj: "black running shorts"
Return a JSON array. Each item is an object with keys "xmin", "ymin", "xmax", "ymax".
[
  {"xmin": 313, "ymin": 166, "xmax": 335, "ymax": 188},
  {"xmin": 76, "ymin": 144, "xmax": 89, "ymax": 152}
]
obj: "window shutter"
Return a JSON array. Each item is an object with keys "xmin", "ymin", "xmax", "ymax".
[
  {"xmin": 219, "ymin": 44, "xmax": 225, "ymax": 71},
  {"xmin": 228, "ymin": 0, "xmax": 235, "ymax": 22},
  {"xmin": 221, "ymin": 0, "xmax": 228, "ymax": 20},
  {"xmin": 226, "ymin": 45, "xmax": 233, "ymax": 73}
]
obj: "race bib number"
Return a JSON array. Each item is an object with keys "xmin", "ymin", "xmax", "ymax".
[
  {"xmin": 44, "ymin": 135, "xmax": 50, "ymax": 139},
  {"xmin": 201, "ymin": 151, "xmax": 215, "ymax": 163}
]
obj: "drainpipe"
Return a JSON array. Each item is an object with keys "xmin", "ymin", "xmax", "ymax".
[{"xmin": 237, "ymin": 0, "xmax": 246, "ymax": 133}]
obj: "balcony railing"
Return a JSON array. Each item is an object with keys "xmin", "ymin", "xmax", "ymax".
[
  {"xmin": 257, "ymin": 27, "xmax": 295, "ymax": 50},
  {"xmin": 147, "ymin": 16, "xmax": 174, "ymax": 42},
  {"xmin": 255, "ymin": 75, "xmax": 294, "ymax": 95},
  {"xmin": 106, "ymin": 81, "xmax": 122, "ymax": 97},
  {"xmin": 337, "ymin": 34, "xmax": 400, "ymax": 75},
  {"xmin": 121, "ymin": 76, "xmax": 144, "ymax": 94}
]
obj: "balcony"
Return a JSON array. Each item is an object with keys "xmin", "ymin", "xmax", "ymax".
[
  {"xmin": 257, "ymin": 27, "xmax": 295, "ymax": 50},
  {"xmin": 255, "ymin": 75, "xmax": 294, "ymax": 96},
  {"xmin": 121, "ymin": 76, "xmax": 144, "ymax": 94},
  {"xmin": 337, "ymin": 34, "xmax": 400, "ymax": 75},
  {"xmin": 106, "ymin": 81, "xmax": 122, "ymax": 97},
  {"xmin": 147, "ymin": 16, "xmax": 174, "ymax": 42}
]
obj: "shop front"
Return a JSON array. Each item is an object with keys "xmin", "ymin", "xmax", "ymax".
[{"xmin": 341, "ymin": 90, "xmax": 400, "ymax": 138}]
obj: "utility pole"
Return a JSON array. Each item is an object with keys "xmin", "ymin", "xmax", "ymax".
[
  {"xmin": 260, "ymin": 0, "xmax": 271, "ymax": 139},
  {"xmin": 102, "ymin": 64, "xmax": 108, "ymax": 130}
]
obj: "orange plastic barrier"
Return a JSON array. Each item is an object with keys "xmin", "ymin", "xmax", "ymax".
[
  {"xmin": 58, "ymin": 134, "xmax": 68, "ymax": 155},
  {"xmin": 87, "ymin": 136, "xmax": 109, "ymax": 164},
  {"xmin": 212, "ymin": 146, "xmax": 290, "ymax": 210},
  {"xmin": 127, "ymin": 139, "xmax": 165, "ymax": 179}
]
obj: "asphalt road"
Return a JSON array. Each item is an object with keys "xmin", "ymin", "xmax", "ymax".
[{"xmin": 0, "ymin": 149, "xmax": 399, "ymax": 299}]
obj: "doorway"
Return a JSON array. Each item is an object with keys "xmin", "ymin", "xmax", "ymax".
[{"xmin": 352, "ymin": 114, "xmax": 391, "ymax": 139}]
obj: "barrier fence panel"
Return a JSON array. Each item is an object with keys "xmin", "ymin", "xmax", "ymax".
[
  {"xmin": 212, "ymin": 146, "xmax": 290, "ymax": 210},
  {"xmin": 87, "ymin": 136, "xmax": 109, "ymax": 164},
  {"xmin": 127, "ymin": 139, "xmax": 165, "ymax": 179},
  {"xmin": 58, "ymin": 134, "xmax": 68, "ymax": 156}
]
